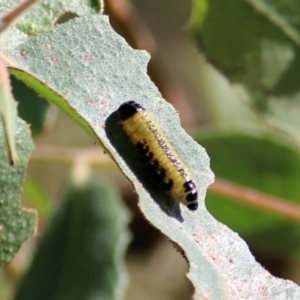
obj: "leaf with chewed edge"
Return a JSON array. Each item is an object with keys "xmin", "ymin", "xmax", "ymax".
[{"xmin": 7, "ymin": 15, "xmax": 300, "ymax": 298}]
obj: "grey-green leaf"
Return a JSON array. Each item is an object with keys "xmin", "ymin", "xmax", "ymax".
[
  {"xmin": 7, "ymin": 15, "xmax": 300, "ymax": 298},
  {"xmin": 13, "ymin": 177, "xmax": 130, "ymax": 300},
  {"xmin": 0, "ymin": 0, "xmax": 102, "ymax": 136},
  {"xmin": 0, "ymin": 0, "xmax": 102, "ymax": 51},
  {"xmin": 0, "ymin": 117, "xmax": 36, "ymax": 265}
]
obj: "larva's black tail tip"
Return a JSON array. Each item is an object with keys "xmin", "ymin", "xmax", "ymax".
[
  {"xmin": 118, "ymin": 101, "xmax": 144, "ymax": 121},
  {"xmin": 187, "ymin": 202, "xmax": 198, "ymax": 211}
]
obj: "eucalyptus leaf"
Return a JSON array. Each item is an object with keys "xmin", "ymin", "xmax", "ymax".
[
  {"xmin": 189, "ymin": 0, "xmax": 300, "ymax": 142},
  {"xmin": 0, "ymin": 0, "xmax": 102, "ymax": 137},
  {"xmin": 0, "ymin": 0, "xmax": 102, "ymax": 51},
  {"xmin": 189, "ymin": 0, "xmax": 300, "ymax": 102},
  {"xmin": 7, "ymin": 15, "xmax": 300, "ymax": 298},
  {"xmin": 23, "ymin": 176, "xmax": 53, "ymax": 220},
  {"xmin": 13, "ymin": 178, "xmax": 130, "ymax": 300},
  {"xmin": 0, "ymin": 117, "xmax": 36, "ymax": 265}
]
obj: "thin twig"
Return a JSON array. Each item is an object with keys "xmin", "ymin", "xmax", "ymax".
[
  {"xmin": 31, "ymin": 144, "xmax": 117, "ymax": 169},
  {"xmin": 0, "ymin": 54, "xmax": 18, "ymax": 165},
  {"xmin": 209, "ymin": 178, "xmax": 300, "ymax": 222}
]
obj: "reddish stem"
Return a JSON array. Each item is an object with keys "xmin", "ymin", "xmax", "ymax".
[
  {"xmin": 0, "ymin": 0, "xmax": 38, "ymax": 33},
  {"xmin": 209, "ymin": 178, "xmax": 300, "ymax": 222}
]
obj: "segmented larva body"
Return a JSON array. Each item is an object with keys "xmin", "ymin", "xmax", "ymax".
[{"xmin": 118, "ymin": 101, "xmax": 198, "ymax": 211}]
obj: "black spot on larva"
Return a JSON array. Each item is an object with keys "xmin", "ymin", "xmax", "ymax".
[
  {"xmin": 179, "ymin": 168, "xmax": 186, "ymax": 176},
  {"xmin": 166, "ymin": 152, "xmax": 175, "ymax": 160},
  {"xmin": 186, "ymin": 190, "xmax": 198, "ymax": 202},
  {"xmin": 143, "ymin": 152, "xmax": 153, "ymax": 163},
  {"xmin": 157, "ymin": 137, "xmax": 164, "ymax": 144},
  {"xmin": 136, "ymin": 142, "xmax": 148, "ymax": 155},
  {"xmin": 147, "ymin": 159, "xmax": 159, "ymax": 173},
  {"xmin": 157, "ymin": 168, "xmax": 166, "ymax": 179},
  {"xmin": 187, "ymin": 202, "xmax": 198, "ymax": 211},
  {"xmin": 118, "ymin": 101, "xmax": 144, "ymax": 121},
  {"xmin": 119, "ymin": 101, "xmax": 199, "ymax": 211},
  {"xmin": 184, "ymin": 180, "xmax": 196, "ymax": 192},
  {"xmin": 151, "ymin": 127, "xmax": 158, "ymax": 134},
  {"xmin": 174, "ymin": 161, "xmax": 181, "ymax": 168},
  {"xmin": 136, "ymin": 142, "xmax": 143, "ymax": 149},
  {"xmin": 162, "ymin": 179, "xmax": 173, "ymax": 191}
]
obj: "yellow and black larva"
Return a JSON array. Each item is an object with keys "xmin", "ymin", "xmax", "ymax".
[{"xmin": 118, "ymin": 101, "xmax": 198, "ymax": 211}]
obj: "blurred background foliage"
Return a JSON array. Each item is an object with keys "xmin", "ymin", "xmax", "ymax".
[{"xmin": 2, "ymin": 0, "xmax": 300, "ymax": 299}]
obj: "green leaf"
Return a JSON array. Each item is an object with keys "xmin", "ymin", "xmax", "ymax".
[
  {"xmin": 11, "ymin": 75, "xmax": 50, "ymax": 136},
  {"xmin": 7, "ymin": 15, "xmax": 300, "ymax": 298},
  {"xmin": 0, "ymin": 0, "xmax": 102, "ymax": 51},
  {"xmin": 197, "ymin": 132, "xmax": 300, "ymax": 260},
  {"xmin": 23, "ymin": 176, "xmax": 54, "ymax": 220},
  {"xmin": 13, "ymin": 177, "xmax": 130, "ymax": 300},
  {"xmin": 0, "ymin": 117, "xmax": 36, "ymax": 265},
  {"xmin": 190, "ymin": 0, "xmax": 300, "ymax": 100},
  {"xmin": 189, "ymin": 0, "xmax": 300, "ymax": 142}
]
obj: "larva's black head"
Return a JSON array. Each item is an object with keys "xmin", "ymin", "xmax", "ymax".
[
  {"xmin": 186, "ymin": 190, "xmax": 198, "ymax": 202},
  {"xmin": 118, "ymin": 101, "xmax": 145, "ymax": 121},
  {"xmin": 187, "ymin": 202, "xmax": 198, "ymax": 211}
]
